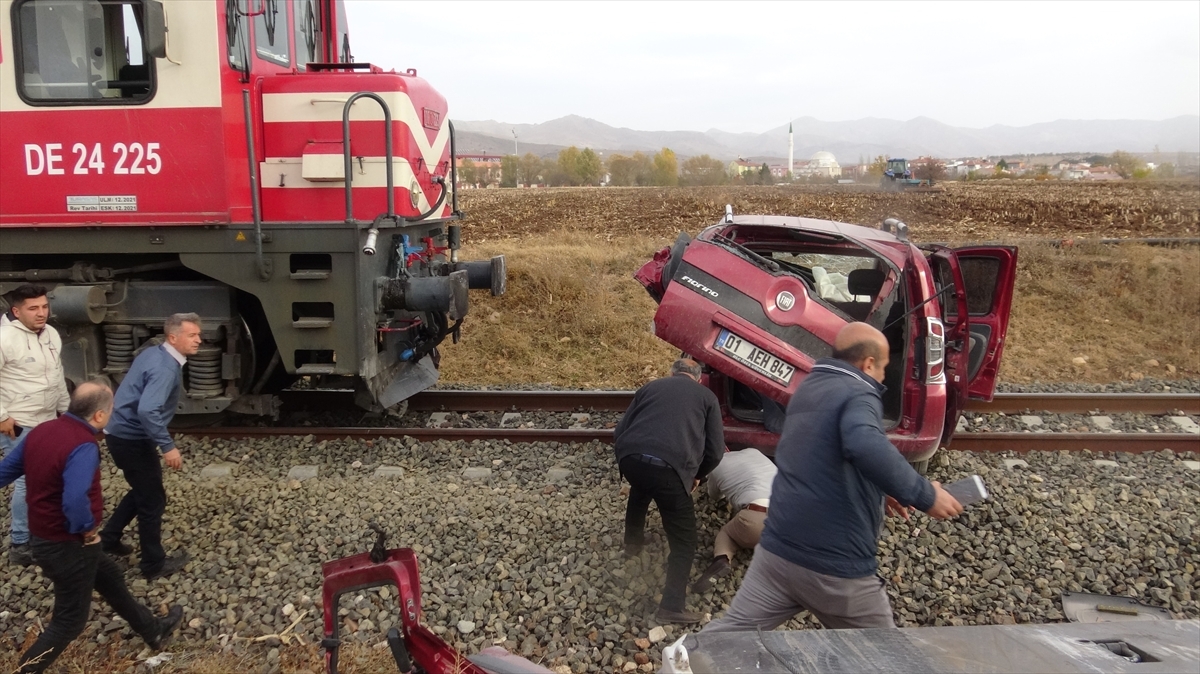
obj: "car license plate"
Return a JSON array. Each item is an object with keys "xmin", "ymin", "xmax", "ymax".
[{"xmin": 714, "ymin": 329, "xmax": 795, "ymax": 385}]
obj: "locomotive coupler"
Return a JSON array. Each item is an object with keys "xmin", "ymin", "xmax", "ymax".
[
  {"xmin": 452, "ymin": 256, "xmax": 507, "ymax": 296},
  {"xmin": 378, "ymin": 271, "xmax": 469, "ymax": 320}
]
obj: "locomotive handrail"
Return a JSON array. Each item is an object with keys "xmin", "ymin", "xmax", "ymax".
[
  {"xmin": 341, "ymin": 92, "xmax": 395, "ymax": 225},
  {"xmin": 242, "ymin": 89, "xmax": 271, "ymax": 280},
  {"xmin": 448, "ymin": 120, "xmax": 460, "ymax": 217}
]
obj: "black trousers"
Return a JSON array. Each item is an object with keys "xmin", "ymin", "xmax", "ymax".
[
  {"xmin": 100, "ymin": 435, "xmax": 166, "ymax": 573},
  {"xmin": 19, "ymin": 537, "xmax": 158, "ymax": 674},
  {"xmin": 620, "ymin": 456, "xmax": 697, "ymax": 612}
]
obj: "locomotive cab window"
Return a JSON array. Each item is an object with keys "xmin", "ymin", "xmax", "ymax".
[
  {"xmin": 14, "ymin": 0, "xmax": 155, "ymax": 104},
  {"xmin": 293, "ymin": 0, "xmax": 320, "ymax": 67},
  {"xmin": 253, "ymin": 0, "xmax": 289, "ymax": 67}
]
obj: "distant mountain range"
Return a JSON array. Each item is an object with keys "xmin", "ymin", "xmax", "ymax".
[{"xmin": 453, "ymin": 114, "xmax": 1200, "ymax": 162}]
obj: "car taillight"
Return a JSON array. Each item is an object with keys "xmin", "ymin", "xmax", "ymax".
[{"xmin": 926, "ymin": 317, "xmax": 945, "ymax": 383}]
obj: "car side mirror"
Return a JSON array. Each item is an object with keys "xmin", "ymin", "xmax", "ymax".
[{"xmin": 145, "ymin": 0, "xmax": 167, "ymax": 60}]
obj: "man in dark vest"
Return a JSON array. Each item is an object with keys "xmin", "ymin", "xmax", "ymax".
[
  {"xmin": 0, "ymin": 380, "xmax": 183, "ymax": 673},
  {"xmin": 614, "ymin": 358, "xmax": 725, "ymax": 623}
]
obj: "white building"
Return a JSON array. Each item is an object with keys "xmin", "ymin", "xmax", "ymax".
[{"xmin": 795, "ymin": 151, "xmax": 841, "ymax": 178}]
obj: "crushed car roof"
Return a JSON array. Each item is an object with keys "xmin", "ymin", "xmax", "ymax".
[{"xmin": 722, "ymin": 215, "xmax": 913, "ymax": 268}]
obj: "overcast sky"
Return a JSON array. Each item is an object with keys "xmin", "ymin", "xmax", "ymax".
[{"xmin": 346, "ymin": 1, "xmax": 1200, "ymax": 134}]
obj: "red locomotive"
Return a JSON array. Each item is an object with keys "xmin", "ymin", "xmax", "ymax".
[{"xmin": 0, "ymin": 0, "xmax": 504, "ymax": 415}]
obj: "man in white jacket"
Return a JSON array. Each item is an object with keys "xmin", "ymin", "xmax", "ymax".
[{"xmin": 0, "ymin": 285, "xmax": 70, "ymax": 566}]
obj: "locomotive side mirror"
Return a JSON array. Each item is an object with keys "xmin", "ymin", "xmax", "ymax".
[{"xmin": 145, "ymin": 0, "xmax": 168, "ymax": 60}]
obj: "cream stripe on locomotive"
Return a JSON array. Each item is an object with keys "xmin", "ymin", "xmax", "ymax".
[
  {"xmin": 260, "ymin": 156, "xmax": 438, "ymax": 213},
  {"xmin": 0, "ymin": 0, "xmax": 222, "ymax": 112},
  {"xmin": 261, "ymin": 91, "xmax": 451, "ymax": 176}
]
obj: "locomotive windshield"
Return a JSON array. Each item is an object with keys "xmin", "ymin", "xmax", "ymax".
[{"xmin": 15, "ymin": 0, "xmax": 154, "ymax": 103}]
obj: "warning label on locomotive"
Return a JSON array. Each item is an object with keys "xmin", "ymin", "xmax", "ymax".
[{"xmin": 66, "ymin": 196, "xmax": 138, "ymax": 212}]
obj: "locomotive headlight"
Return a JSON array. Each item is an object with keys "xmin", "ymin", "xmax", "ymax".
[{"xmin": 410, "ymin": 181, "xmax": 421, "ymax": 209}]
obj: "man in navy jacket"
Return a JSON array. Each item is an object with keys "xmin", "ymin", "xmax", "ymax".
[
  {"xmin": 0, "ymin": 381, "xmax": 182, "ymax": 673},
  {"xmin": 704, "ymin": 322, "xmax": 963, "ymax": 631},
  {"xmin": 101, "ymin": 312, "xmax": 201, "ymax": 578}
]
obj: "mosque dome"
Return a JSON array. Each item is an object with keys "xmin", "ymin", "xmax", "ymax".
[{"xmin": 810, "ymin": 151, "xmax": 839, "ymax": 167}]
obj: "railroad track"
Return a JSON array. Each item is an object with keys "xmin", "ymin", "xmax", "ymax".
[
  {"xmin": 185, "ymin": 425, "xmax": 1199, "ymax": 454},
  {"xmin": 189, "ymin": 390, "xmax": 1200, "ymax": 453},
  {"xmin": 282, "ymin": 389, "xmax": 1200, "ymax": 415}
]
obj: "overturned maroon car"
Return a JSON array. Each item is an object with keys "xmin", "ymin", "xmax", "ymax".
[{"xmin": 635, "ymin": 208, "xmax": 1017, "ymax": 468}]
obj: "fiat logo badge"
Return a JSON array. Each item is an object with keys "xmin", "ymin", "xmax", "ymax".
[{"xmin": 776, "ymin": 291, "xmax": 796, "ymax": 311}]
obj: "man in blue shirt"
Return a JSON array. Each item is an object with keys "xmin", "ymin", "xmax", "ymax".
[
  {"xmin": 703, "ymin": 322, "xmax": 963, "ymax": 632},
  {"xmin": 101, "ymin": 313, "xmax": 201, "ymax": 578},
  {"xmin": 0, "ymin": 380, "xmax": 183, "ymax": 673}
]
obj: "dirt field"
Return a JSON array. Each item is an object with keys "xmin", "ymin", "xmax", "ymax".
[
  {"xmin": 459, "ymin": 181, "xmax": 1200, "ymax": 243},
  {"xmin": 440, "ymin": 182, "xmax": 1200, "ymax": 387}
]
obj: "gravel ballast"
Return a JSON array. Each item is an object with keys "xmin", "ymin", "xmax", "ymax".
[{"xmin": 1, "ymin": 436, "xmax": 1197, "ymax": 673}]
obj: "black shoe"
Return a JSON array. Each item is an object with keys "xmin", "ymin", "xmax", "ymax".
[
  {"xmin": 143, "ymin": 551, "xmax": 190, "ymax": 580},
  {"xmin": 655, "ymin": 607, "xmax": 704, "ymax": 623},
  {"xmin": 8, "ymin": 543, "xmax": 34, "ymax": 567},
  {"xmin": 691, "ymin": 556, "xmax": 732, "ymax": 593},
  {"xmin": 623, "ymin": 542, "xmax": 644, "ymax": 559},
  {"xmin": 102, "ymin": 540, "xmax": 135, "ymax": 556},
  {"xmin": 146, "ymin": 605, "xmax": 184, "ymax": 650}
]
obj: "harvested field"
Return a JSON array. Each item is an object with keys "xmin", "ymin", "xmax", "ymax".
[
  {"xmin": 441, "ymin": 183, "xmax": 1200, "ymax": 388},
  {"xmin": 459, "ymin": 181, "xmax": 1200, "ymax": 243}
]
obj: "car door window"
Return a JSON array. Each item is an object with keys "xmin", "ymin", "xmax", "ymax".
[
  {"xmin": 959, "ymin": 257, "xmax": 1001, "ymax": 315},
  {"xmin": 932, "ymin": 257, "xmax": 958, "ymax": 320}
]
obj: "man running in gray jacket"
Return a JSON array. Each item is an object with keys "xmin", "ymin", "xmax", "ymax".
[{"xmin": 704, "ymin": 322, "xmax": 963, "ymax": 631}]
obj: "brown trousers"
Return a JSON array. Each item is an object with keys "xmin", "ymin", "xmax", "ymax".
[{"xmin": 714, "ymin": 508, "xmax": 767, "ymax": 560}]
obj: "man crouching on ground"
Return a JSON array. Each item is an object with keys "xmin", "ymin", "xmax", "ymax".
[
  {"xmin": 0, "ymin": 380, "xmax": 183, "ymax": 673},
  {"xmin": 703, "ymin": 322, "xmax": 963, "ymax": 632},
  {"xmin": 614, "ymin": 358, "xmax": 724, "ymax": 624}
]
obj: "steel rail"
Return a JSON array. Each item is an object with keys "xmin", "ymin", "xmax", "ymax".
[
  {"xmin": 182, "ymin": 427, "xmax": 1200, "ymax": 454},
  {"xmin": 963, "ymin": 393, "xmax": 1199, "ymax": 415},
  {"xmin": 948, "ymin": 432, "xmax": 1199, "ymax": 454},
  {"xmin": 397, "ymin": 390, "xmax": 1200, "ymax": 415}
]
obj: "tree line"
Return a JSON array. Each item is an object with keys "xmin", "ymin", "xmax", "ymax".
[{"xmin": 458, "ymin": 147, "xmax": 772, "ymax": 188}]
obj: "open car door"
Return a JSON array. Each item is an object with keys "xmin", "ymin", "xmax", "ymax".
[
  {"xmin": 928, "ymin": 247, "xmax": 971, "ymax": 394},
  {"xmin": 951, "ymin": 246, "xmax": 1018, "ymax": 401}
]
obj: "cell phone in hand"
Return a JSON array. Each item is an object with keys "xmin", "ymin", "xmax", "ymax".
[{"xmin": 944, "ymin": 475, "xmax": 988, "ymax": 507}]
